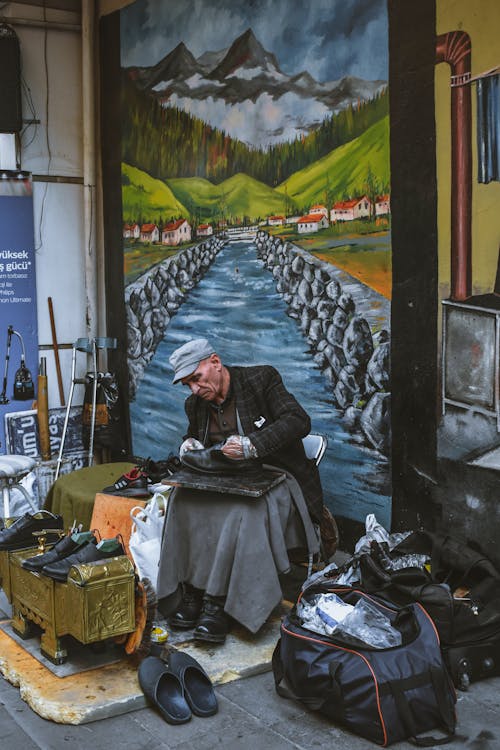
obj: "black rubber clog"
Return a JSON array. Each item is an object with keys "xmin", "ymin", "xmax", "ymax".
[
  {"xmin": 138, "ymin": 656, "xmax": 192, "ymax": 725},
  {"xmin": 163, "ymin": 650, "xmax": 218, "ymax": 717}
]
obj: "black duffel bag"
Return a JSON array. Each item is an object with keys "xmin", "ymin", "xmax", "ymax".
[
  {"xmin": 358, "ymin": 532, "xmax": 500, "ymax": 689},
  {"xmin": 273, "ymin": 584, "xmax": 456, "ymax": 746}
]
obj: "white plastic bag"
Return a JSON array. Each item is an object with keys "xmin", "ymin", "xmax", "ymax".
[
  {"xmin": 128, "ymin": 492, "xmax": 168, "ymax": 588},
  {"xmin": 354, "ymin": 513, "xmax": 412, "ymax": 556}
]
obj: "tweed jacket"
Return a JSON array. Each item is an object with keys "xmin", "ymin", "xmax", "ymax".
[{"xmin": 183, "ymin": 364, "xmax": 324, "ymax": 523}]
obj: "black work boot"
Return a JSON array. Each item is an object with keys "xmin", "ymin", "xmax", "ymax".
[
  {"xmin": 169, "ymin": 584, "xmax": 204, "ymax": 629},
  {"xmin": 193, "ymin": 595, "xmax": 228, "ymax": 644}
]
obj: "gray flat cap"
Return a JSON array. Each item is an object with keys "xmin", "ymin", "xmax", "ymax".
[{"xmin": 169, "ymin": 338, "xmax": 215, "ymax": 384}]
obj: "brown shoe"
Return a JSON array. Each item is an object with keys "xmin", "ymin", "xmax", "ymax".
[{"xmin": 319, "ymin": 506, "xmax": 339, "ymax": 560}]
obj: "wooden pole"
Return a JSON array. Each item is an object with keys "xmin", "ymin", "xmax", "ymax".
[
  {"xmin": 37, "ymin": 357, "xmax": 51, "ymax": 461},
  {"xmin": 48, "ymin": 297, "xmax": 65, "ymax": 406}
]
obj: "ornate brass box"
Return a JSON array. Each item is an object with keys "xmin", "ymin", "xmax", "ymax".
[
  {"xmin": 0, "ymin": 547, "xmax": 33, "ymax": 601},
  {"xmin": 0, "ymin": 549, "xmax": 11, "ymax": 600},
  {"xmin": 8, "ymin": 549, "xmax": 135, "ymax": 664}
]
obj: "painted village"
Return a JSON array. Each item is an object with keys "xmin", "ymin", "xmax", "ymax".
[{"xmin": 123, "ymin": 194, "xmax": 391, "ymax": 245}]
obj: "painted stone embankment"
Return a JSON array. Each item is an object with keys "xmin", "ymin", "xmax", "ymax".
[
  {"xmin": 256, "ymin": 230, "xmax": 391, "ymax": 454},
  {"xmin": 126, "ymin": 237, "xmax": 226, "ymax": 399}
]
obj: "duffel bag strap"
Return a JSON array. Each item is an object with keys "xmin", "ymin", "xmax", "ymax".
[
  {"xmin": 271, "ymin": 639, "xmax": 341, "ymax": 711},
  {"xmin": 384, "ymin": 667, "xmax": 455, "ymax": 746}
]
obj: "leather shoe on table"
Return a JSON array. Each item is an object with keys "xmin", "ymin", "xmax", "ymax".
[
  {"xmin": 22, "ymin": 531, "xmax": 94, "ymax": 572},
  {"xmin": 41, "ymin": 537, "xmax": 124, "ymax": 582},
  {"xmin": 193, "ymin": 595, "xmax": 229, "ymax": 644},
  {"xmin": 0, "ymin": 511, "xmax": 63, "ymax": 551},
  {"xmin": 181, "ymin": 446, "xmax": 259, "ymax": 475},
  {"xmin": 169, "ymin": 584, "xmax": 204, "ymax": 629}
]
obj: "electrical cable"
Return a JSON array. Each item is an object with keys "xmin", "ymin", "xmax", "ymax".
[{"xmin": 20, "ymin": 75, "xmax": 39, "ymax": 150}]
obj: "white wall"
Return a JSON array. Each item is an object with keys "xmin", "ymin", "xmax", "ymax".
[{"xmin": 0, "ymin": 3, "xmax": 91, "ymax": 411}]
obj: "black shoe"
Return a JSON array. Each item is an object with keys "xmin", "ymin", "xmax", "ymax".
[
  {"xmin": 141, "ymin": 455, "xmax": 181, "ymax": 483},
  {"xmin": 0, "ymin": 511, "xmax": 63, "ymax": 551},
  {"xmin": 101, "ymin": 467, "xmax": 151, "ymax": 497},
  {"xmin": 193, "ymin": 595, "xmax": 228, "ymax": 644},
  {"xmin": 22, "ymin": 531, "xmax": 94, "ymax": 572},
  {"xmin": 169, "ymin": 584, "xmax": 204, "ymax": 629},
  {"xmin": 181, "ymin": 445, "xmax": 259, "ymax": 475},
  {"xmin": 41, "ymin": 537, "xmax": 124, "ymax": 582}
]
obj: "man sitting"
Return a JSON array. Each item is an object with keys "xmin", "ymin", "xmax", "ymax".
[{"xmin": 156, "ymin": 338, "xmax": 334, "ymax": 644}]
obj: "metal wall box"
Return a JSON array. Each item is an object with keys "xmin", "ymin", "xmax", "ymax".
[{"xmin": 442, "ymin": 298, "xmax": 500, "ymax": 430}]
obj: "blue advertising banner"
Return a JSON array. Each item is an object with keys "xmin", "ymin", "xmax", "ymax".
[{"xmin": 0, "ymin": 171, "xmax": 38, "ymax": 453}]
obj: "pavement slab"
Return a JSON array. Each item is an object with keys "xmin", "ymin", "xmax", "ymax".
[{"xmin": 0, "ymin": 606, "xmax": 287, "ymax": 724}]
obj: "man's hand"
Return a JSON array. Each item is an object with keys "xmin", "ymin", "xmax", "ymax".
[
  {"xmin": 222, "ymin": 435, "xmax": 258, "ymax": 460},
  {"xmin": 222, "ymin": 435, "xmax": 244, "ymax": 459},
  {"xmin": 179, "ymin": 438, "xmax": 205, "ymax": 458}
]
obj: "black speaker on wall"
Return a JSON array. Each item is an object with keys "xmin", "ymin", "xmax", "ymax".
[{"xmin": 0, "ymin": 24, "xmax": 22, "ymax": 133}]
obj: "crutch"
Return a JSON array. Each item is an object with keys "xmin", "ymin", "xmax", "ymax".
[
  {"xmin": 55, "ymin": 337, "xmax": 118, "ymax": 480},
  {"xmin": 90, "ymin": 337, "xmax": 117, "ymax": 462},
  {"xmin": 55, "ymin": 337, "xmax": 96, "ymax": 480}
]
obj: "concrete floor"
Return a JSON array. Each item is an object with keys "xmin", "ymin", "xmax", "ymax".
[
  {"xmin": 1, "ymin": 590, "xmax": 500, "ymax": 749},
  {"xmin": 0, "ymin": 657, "xmax": 499, "ymax": 749},
  {"xmin": 1, "ymin": 564, "xmax": 500, "ymax": 748}
]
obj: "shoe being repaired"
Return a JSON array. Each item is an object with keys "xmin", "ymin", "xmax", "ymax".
[{"xmin": 157, "ymin": 338, "xmax": 335, "ymax": 645}]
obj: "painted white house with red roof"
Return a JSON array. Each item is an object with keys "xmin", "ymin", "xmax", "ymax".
[
  {"xmin": 162, "ymin": 218, "xmax": 192, "ymax": 246},
  {"xmin": 140, "ymin": 223, "xmax": 159, "ymax": 242},
  {"xmin": 268, "ymin": 215, "xmax": 286, "ymax": 226},
  {"xmin": 297, "ymin": 212, "xmax": 329, "ymax": 234},
  {"xmin": 330, "ymin": 196, "xmax": 372, "ymax": 222},
  {"xmin": 123, "ymin": 222, "xmax": 140, "ymax": 240},
  {"xmin": 309, "ymin": 203, "xmax": 328, "ymax": 219},
  {"xmin": 197, "ymin": 223, "xmax": 213, "ymax": 237},
  {"xmin": 375, "ymin": 194, "xmax": 391, "ymax": 216}
]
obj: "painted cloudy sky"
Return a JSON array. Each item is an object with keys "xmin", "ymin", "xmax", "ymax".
[
  {"xmin": 121, "ymin": 0, "xmax": 388, "ymax": 147},
  {"xmin": 121, "ymin": 0, "xmax": 388, "ymax": 82}
]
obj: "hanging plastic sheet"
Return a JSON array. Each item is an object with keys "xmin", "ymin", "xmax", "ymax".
[{"xmin": 477, "ymin": 74, "xmax": 500, "ymax": 183}]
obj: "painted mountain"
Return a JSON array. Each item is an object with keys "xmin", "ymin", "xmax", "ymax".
[{"xmin": 125, "ymin": 28, "xmax": 386, "ymax": 148}]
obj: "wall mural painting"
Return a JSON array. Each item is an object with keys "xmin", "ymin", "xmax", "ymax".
[{"xmin": 120, "ymin": 0, "xmax": 392, "ymax": 527}]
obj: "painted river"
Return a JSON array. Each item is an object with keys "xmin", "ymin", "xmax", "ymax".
[{"xmin": 130, "ymin": 240, "xmax": 391, "ymax": 527}]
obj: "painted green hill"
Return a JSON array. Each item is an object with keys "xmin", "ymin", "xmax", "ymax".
[
  {"xmin": 277, "ymin": 116, "xmax": 390, "ymax": 209},
  {"xmin": 122, "ymin": 116, "xmax": 389, "ymax": 224},
  {"xmin": 166, "ymin": 172, "xmax": 295, "ymax": 223},
  {"xmin": 122, "ymin": 163, "xmax": 187, "ymax": 221},
  {"xmin": 163, "ymin": 176, "xmax": 225, "ymax": 221}
]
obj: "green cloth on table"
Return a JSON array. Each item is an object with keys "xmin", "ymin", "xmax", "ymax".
[{"xmin": 43, "ymin": 462, "xmax": 136, "ymax": 531}]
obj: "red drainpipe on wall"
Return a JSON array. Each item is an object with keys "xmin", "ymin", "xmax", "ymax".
[{"xmin": 436, "ymin": 31, "xmax": 472, "ymax": 301}]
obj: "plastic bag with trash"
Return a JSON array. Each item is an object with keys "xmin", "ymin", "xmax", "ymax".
[{"xmin": 297, "ymin": 592, "xmax": 402, "ymax": 649}]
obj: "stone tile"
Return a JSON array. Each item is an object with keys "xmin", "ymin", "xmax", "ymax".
[
  {"xmin": 0, "ymin": 604, "xmax": 286, "ymax": 725},
  {"xmin": 169, "ymin": 610, "xmax": 286, "ymax": 686},
  {"xmin": 0, "ymin": 628, "xmax": 147, "ymax": 724},
  {"xmin": 0, "ymin": 702, "xmax": 40, "ymax": 749},
  {"xmin": 218, "ymin": 670, "xmax": 500, "ymax": 750},
  {"xmin": 174, "ymin": 728, "xmax": 298, "ymax": 750},
  {"xmin": 0, "ymin": 676, "xmax": 171, "ymax": 750}
]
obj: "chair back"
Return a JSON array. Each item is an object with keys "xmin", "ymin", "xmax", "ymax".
[{"xmin": 302, "ymin": 434, "xmax": 328, "ymax": 466}]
